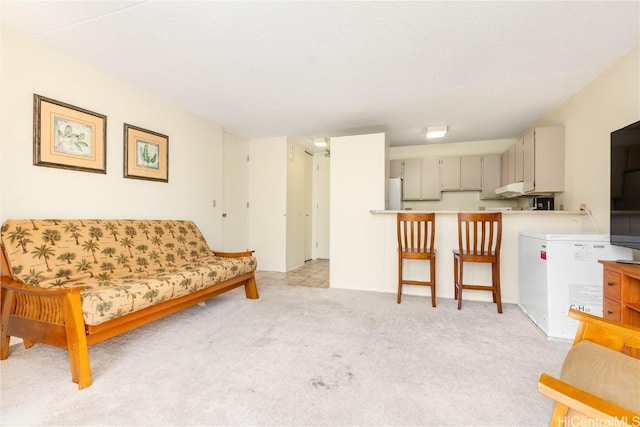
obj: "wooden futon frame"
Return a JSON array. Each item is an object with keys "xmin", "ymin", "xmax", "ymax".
[{"xmin": 0, "ymin": 247, "xmax": 259, "ymax": 389}]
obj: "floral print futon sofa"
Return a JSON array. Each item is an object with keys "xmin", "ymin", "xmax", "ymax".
[{"xmin": 0, "ymin": 219, "xmax": 258, "ymax": 389}]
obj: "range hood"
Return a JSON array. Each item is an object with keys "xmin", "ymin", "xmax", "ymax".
[{"xmin": 495, "ymin": 182, "xmax": 527, "ymax": 198}]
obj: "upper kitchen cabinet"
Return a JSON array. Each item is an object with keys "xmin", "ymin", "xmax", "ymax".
[
  {"xmin": 440, "ymin": 157, "xmax": 461, "ymax": 191},
  {"xmin": 421, "ymin": 157, "xmax": 441, "ymax": 200},
  {"xmin": 480, "ymin": 154, "xmax": 502, "ymax": 199},
  {"xmin": 403, "ymin": 158, "xmax": 422, "ymax": 199},
  {"xmin": 501, "ymin": 145, "xmax": 516, "ymax": 186},
  {"xmin": 391, "ymin": 158, "xmax": 441, "ymax": 200},
  {"xmin": 496, "ymin": 125, "xmax": 565, "ymax": 197},
  {"xmin": 514, "ymin": 137, "xmax": 524, "ymax": 183},
  {"xmin": 501, "ymin": 150, "xmax": 508, "ymax": 186},
  {"xmin": 389, "ymin": 159, "xmax": 403, "ymax": 178},
  {"xmin": 440, "ymin": 156, "xmax": 482, "ymax": 191},
  {"xmin": 461, "ymin": 155, "xmax": 482, "ymax": 190},
  {"xmin": 527, "ymin": 126, "xmax": 565, "ymax": 193},
  {"xmin": 523, "ymin": 131, "xmax": 535, "ymax": 192}
]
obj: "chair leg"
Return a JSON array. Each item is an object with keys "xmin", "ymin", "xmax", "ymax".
[
  {"xmin": 453, "ymin": 255, "xmax": 458, "ymax": 299},
  {"xmin": 397, "ymin": 256, "xmax": 403, "ymax": 304},
  {"xmin": 430, "ymin": 258, "xmax": 436, "ymax": 308},
  {"xmin": 494, "ymin": 262, "xmax": 503, "ymax": 314},
  {"xmin": 491, "ymin": 262, "xmax": 497, "ymax": 306},
  {"xmin": 457, "ymin": 260, "xmax": 463, "ymax": 310},
  {"xmin": 491, "ymin": 266, "xmax": 497, "ymax": 303}
]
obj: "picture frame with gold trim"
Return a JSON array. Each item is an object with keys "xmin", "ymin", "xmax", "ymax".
[
  {"xmin": 33, "ymin": 94, "xmax": 107, "ymax": 174},
  {"xmin": 123, "ymin": 123, "xmax": 169, "ymax": 182}
]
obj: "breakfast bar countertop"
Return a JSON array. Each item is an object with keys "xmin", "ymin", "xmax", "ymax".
[
  {"xmin": 352, "ymin": 208, "xmax": 594, "ymax": 305},
  {"xmin": 370, "ymin": 209, "xmax": 584, "ymax": 215}
]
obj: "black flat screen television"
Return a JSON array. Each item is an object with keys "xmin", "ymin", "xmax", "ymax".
[{"xmin": 610, "ymin": 120, "xmax": 640, "ymax": 252}]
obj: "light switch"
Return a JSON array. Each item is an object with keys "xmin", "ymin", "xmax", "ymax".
[{"xmin": 212, "ymin": 199, "xmax": 216, "ymax": 207}]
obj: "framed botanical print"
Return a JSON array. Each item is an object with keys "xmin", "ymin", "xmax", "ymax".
[
  {"xmin": 123, "ymin": 123, "xmax": 169, "ymax": 182},
  {"xmin": 33, "ymin": 94, "xmax": 107, "ymax": 173}
]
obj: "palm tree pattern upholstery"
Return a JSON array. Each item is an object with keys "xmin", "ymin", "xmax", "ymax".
[{"xmin": 1, "ymin": 219, "xmax": 256, "ymax": 326}]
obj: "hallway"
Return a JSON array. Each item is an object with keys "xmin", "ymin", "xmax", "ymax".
[{"xmin": 255, "ymin": 259, "xmax": 329, "ymax": 288}]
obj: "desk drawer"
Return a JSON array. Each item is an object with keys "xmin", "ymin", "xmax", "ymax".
[
  {"xmin": 603, "ymin": 269, "xmax": 621, "ymax": 302},
  {"xmin": 603, "ymin": 297, "xmax": 621, "ymax": 321}
]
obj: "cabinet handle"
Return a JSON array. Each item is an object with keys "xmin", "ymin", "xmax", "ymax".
[
  {"xmin": 607, "ymin": 282, "xmax": 615, "ymax": 286},
  {"xmin": 607, "ymin": 310, "xmax": 614, "ymax": 315}
]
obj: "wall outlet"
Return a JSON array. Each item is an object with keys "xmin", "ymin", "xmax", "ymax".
[{"xmin": 212, "ymin": 199, "xmax": 217, "ymax": 208}]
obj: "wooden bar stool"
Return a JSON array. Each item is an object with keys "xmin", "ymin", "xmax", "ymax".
[
  {"xmin": 453, "ymin": 212, "xmax": 502, "ymax": 313},
  {"xmin": 397, "ymin": 212, "xmax": 436, "ymax": 307}
]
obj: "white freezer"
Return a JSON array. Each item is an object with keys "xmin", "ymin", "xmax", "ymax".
[{"xmin": 518, "ymin": 232, "xmax": 632, "ymax": 340}]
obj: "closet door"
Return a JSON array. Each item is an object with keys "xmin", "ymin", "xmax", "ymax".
[{"xmin": 222, "ymin": 132, "xmax": 249, "ymax": 251}]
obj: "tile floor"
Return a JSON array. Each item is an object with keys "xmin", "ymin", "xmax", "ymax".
[{"xmin": 255, "ymin": 259, "xmax": 329, "ymax": 288}]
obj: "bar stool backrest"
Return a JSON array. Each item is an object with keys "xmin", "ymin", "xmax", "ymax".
[
  {"xmin": 457, "ymin": 212, "xmax": 502, "ymax": 259},
  {"xmin": 397, "ymin": 212, "xmax": 436, "ymax": 255}
]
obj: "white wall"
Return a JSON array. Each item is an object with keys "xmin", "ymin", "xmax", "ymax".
[
  {"xmin": 314, "ymin": 153, "xmax": 331, "ymax": 259},
  {"xmin": 330, "ymin": 132, "xmax": 387, "ymax": 291},
  {"xmin": 532, "ymin": 46, "xmax": 640, "ymax": 233},
  {"xmin": 0, "ymin": 29, "xmax": 224, "ymax": 246}
]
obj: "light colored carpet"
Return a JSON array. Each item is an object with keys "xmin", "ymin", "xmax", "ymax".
[{"xmin": 0, "ymin": 283, "xmax": 570, "ymax": 426}]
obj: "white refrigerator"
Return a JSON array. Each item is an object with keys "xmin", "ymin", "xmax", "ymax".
[
  {"xmin": 388, "ymin": 177, "xmax": 403, "ymax": 210},
  {"xmin": 518, "ymin": 232, "xmax": 632, "ymax": 340}
]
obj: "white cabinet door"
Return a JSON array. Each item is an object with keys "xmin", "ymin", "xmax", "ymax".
[
  {"xmin": 403, "ymin": 158, "xmax": 422, "ymax": 200},
  {"xmin": 440, "ymin": 156, "xmax": 481, "ymax": 191},
  {"xmin": 523, "ymin": 131, "xmax": 535, "ymax": 192},
  {"xmin": 461, "ymin": 155, "xmax": 482, "ymax": 190},
  {"xmin": 515, "ymin": 137, "xmax": 524, "ymax": 182},
  {"xmin": 481, "ymin": 154, "xmax": 501, "ymax": 199},
  {"xmin": 389, "ymin": 159, "xmax": 403, "ymax": 178},
  {"xmin": 501, "ymin": 150, "xmax": 509, "ymax": 186},
  {"xmin": 507, "ymin": 145, "xmax": 516, "ymax": 184},
  {"xmin": 421, "ymin": 157, "xmax": 441, "ymax": 200},
  {"xmin": 533, "ymin": 126, "xmax": 565, "ymax": 192},
  {"xmin": 440, "ymin": 157, "xmax": 461, "ymax": 191}
]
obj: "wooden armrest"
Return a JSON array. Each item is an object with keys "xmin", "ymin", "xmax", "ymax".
[
  {"xmin": 568, "ymin": 308, "xmax": 640, "ymax": 351},
  {"xmin": 1, "ymin": 275, "xmax": 91, "ymax": 388},
  {"xmin": 539, "ymin": 373, "xmax": 639, "ymax": 425},
  {"xmin": 1, "ymin": 275, "xmax": 84, "ymax": 296},
  {"xmin": 212, "ymin": 250, "xmax": 255, "ymax": 258}
]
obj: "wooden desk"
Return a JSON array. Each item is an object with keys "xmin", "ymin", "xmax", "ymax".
[{"xmin": 599, "ymin": 260, "xmax": 640, "ymax": 328}]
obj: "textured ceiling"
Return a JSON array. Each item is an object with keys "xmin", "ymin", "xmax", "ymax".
[{"xmin": 2, "ymin": 1, "xmax": 639, "ymax": 149}]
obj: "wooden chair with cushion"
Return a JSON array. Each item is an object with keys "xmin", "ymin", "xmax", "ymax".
[
  {"xmin": 396, "ymin": 212, "xmax": 436, "ymax": 307},
  {"xmin": 538, "ymin": 308, "xmax": 640, "ymax": 426},
  {"xmin": 453, "ymin": 212, "xmax": 502, "ymax": 313}
]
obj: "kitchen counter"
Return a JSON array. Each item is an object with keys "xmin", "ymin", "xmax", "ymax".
[
  {"xmin": 331, "ymin": 209, "xmax": 593, "ymax": 305},
  {"xmin": 370, "ymin": 209, "xmax": 583, "ymax": 215}
]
